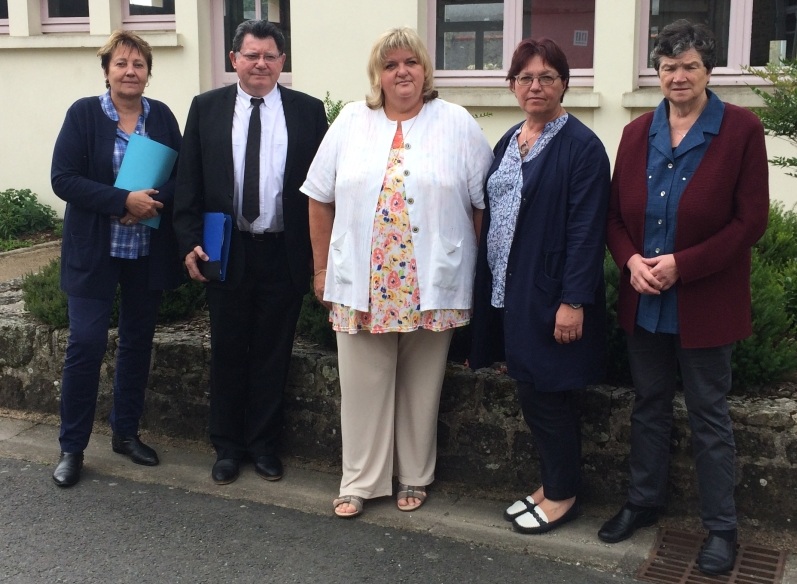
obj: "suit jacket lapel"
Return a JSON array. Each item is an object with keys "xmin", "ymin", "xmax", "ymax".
[
  {"xmin": 279, "ymin": 85, "xmax": 298, "ymax": 191},
  {"xmin": 220, "ymin": 84, "xmax": 238, "ymax": 197}
]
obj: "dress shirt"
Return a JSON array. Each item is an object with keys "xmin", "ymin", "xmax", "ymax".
[
  {"xmin": 232, "ymin": 83, "xmax": 288, "ymax": 233},
  {"xmin": 637, "ymin": 90, "xmax": 724, "ymax": 334}
]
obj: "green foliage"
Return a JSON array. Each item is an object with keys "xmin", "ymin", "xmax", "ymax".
[
  {"xmin": 746, "ymin": 60, "xmax": 797, "ymax": 176},
  {"xmin": 0, "ymin": 189, "xmax": 57, "ymax": 240},
  {"xmin": 296, "ymin": 292, "xmax": 336, "ymax": 350},
  {"xmin": 21, "ymin": 258, "xmax": 205, "ymax": 328},
  {"xmin": 323, "ymin": 92, "xmax": 346, "ymax": 125},
  {"xmin": 733, "ymin": 253, "xmax": 797, "ymax": 388},
  {"xmin": 604, "ymin": 202, "xmax": 797, "ymax": 389},
  {"xmin": 21, "ymin": 259, "xmax": 69, "ymax": 328}
]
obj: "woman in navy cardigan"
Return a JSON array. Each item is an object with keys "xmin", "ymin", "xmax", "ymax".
[
  {"xmin": 470, "ymin": 38, "xmax": 610, "ymax": 535},
  {"xmin": 599, "ymin": 21, "xmax": 769, "ymax": 576},
  {"xmin": 50, "ymin": 31, "xmax": 182, "ymax": 488}
]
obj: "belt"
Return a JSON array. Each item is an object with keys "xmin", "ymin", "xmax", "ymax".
[{"xmin": 241, "ymin": 230, "xmax": 284, "ymax": 241}]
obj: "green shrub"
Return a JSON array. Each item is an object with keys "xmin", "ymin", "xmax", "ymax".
[
  {"xmin": 296, "ymin": 292, "xmax": 336, "ymax": 350},
  {"xmin": 22, "ymin": 258, "xmax": 205, "ymax": 328},
  {"xmin": 21, "ymin": 259, "xmax": 69, "ymax": 328},
  {"xmin": 0, "ymin": 189, "xmax": 57, "ymax": 240}
]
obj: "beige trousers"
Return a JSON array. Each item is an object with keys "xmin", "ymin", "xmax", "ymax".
[{"xmin": 335, "ymin": 328, "xmax": 454, "ymax": 499}]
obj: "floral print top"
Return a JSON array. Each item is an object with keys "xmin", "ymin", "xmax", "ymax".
[
  {"xmin": 331, "ymin": 122, "xmax": 470, "ymax": 334},
  {"xmin": 486, "ymin": 113, "xmax": 569, "ymax": 308}
]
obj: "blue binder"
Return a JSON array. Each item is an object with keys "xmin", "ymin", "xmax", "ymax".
[{"xmin": 200, "ymin": 212, "xmax": 232, "ymax": 281}]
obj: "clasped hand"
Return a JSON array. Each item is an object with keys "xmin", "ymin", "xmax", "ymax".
[
  {"xmin": 627, "ymin": 253, "xmax": 679, "ymax": 295},
  {"xmin": 124, "ymin": 189, "xmax": 163, "ymax": 220}
]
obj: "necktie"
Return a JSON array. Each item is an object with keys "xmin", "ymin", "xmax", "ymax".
[{"xmin": 242, "ymin": 97, "xmax": 264, "ymax": 224}]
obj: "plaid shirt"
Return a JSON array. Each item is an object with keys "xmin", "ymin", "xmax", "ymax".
[{"xmin": 99, "ymin": 91, "xmax": 151, "ymax": 259}]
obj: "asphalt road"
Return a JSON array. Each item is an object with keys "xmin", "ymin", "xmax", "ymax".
[{"xmin": 0, "ymin": 458, "xmax": 638, "ymax": 584}]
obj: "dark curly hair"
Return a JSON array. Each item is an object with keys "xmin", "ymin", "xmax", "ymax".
[{"xmin": 650, "ymin": 19, "xmax": 717, "ymax": 73}]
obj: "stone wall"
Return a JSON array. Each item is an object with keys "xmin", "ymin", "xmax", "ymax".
[{"xmin": 1, "ymin": 280, "xmax": 796, "ymax": 528}]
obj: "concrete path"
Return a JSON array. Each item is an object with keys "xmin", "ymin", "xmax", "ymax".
[
  {"xmin": 0, "ymin": 241, "xmax": 60, "ymax": 281},
  {"xmin": 0, "ymin": 413, "xmax": 655, "ymax": 579}
]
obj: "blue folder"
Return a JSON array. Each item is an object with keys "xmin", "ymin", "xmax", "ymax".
[
  {"xmin": 200, "ymin": 212, "xmax": 232, "ymax": 282},
  {"xmin": 114, "ymin": 133, "xmax": 178, "ymax": 229}
]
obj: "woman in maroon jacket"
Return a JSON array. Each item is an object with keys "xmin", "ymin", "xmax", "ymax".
[{"xmin": 599, "ymin": 20, "xmax": 769, "ymax": 576}]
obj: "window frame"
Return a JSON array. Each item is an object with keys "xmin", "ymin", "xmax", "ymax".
[
  {"xmin": 638, "ymin": 0, "xmax": 758, "ymax": 86},
  {"xmin": 122, "ymin": 0, "xmax": 176, "ymax": 31},
  {"xmin": 0, "ymin": 0, "xmax": 8, "ymax": 34},
  {"xmin": 210, "ymin": 0, "xmax": 292, "ymax": 88},
  {"xmin": 40, "ymin": 0, "xmax": 90, "ymax": 33},
  {"xmin": 428, "ymin": 0, "xmax": 595, "ymax": 88}
]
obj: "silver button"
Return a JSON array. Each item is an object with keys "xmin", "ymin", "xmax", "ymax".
[
  {"xmin": 657, "ymin": 219, "xmax": 663, "ymax": 225},
  {"xmin": 403, "ymin": 170, "xmax": 410, "ymax": 176},
  {"xmin": 667, "ymin": 163, "xmax": 673, "ymax": 169},
  {"xmin": 407, "ymin": 197, "xmax": 415, "ymax": 204},
  {"xmin": 405, "ymin": 143, "xmax": 411, "ymax": 149},
  {"xmin": 655, "ymin": 247, "xmax": 661, "ymax": 253},
  {"xmin": 660, "ymin": 191, "xmax": 666, "ymax": 197},
  {"xmin": 412, "ymin": 226, "xmax": 419, "ymax": 233}
]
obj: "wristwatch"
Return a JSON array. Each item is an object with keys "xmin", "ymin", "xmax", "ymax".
[{"xmin": 568, "ymin": 303, "xmax": 583, "ymax": 309}]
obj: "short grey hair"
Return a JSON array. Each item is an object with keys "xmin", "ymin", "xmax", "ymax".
[{"xmin": 650, "ymin": 19, "xmax": 717, "ymax": 73}]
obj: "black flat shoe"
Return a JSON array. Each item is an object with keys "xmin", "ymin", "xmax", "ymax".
[
  {"xmin": 254, "ymin": 455, "xmax": 283, "ymax": 481},
  {"xmin": 598, "ymin": 503, "xmax": 659, "ymax": 543},
  {"xmin": 512, "ymin": 501, "xmax": 580, "ymax": 535},
  {"xmin": 212, "ymin": 458, "xmax": 240, "ymax": 485},
  {"xmin": 112, "ymin": 434, "xmax": 159, "ymax": 466},
  {"xmin": 52, "ymin": 452, "xmax": 83, "ymax": 488},
  {"xmin": 698, "ymin": 533, "xmax": 738, "ymax": 575}
]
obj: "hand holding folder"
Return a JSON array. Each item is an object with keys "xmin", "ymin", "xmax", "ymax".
[
  {"xmin": 200, "ymin": 213, "xmax": 232, "ymax": 282},
  {"xmin": 114, "ymin": 133, "xmax": 178, "ymax": 228}
]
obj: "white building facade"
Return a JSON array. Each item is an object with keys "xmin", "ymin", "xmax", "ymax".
[{"xmin": 0, "ymin": 0, "xmax": 795, "ymax": 212}]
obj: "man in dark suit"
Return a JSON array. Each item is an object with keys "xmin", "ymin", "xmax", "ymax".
[{"xmin": 173, "ymin": 20, "xmax": 327, "ymax": 485}]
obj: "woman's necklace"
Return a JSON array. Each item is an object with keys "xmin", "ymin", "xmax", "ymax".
[
  {"xmin": 518, "ymin": 122, "xmax": 542, "ymax": 157},
  {"xmin": 400, "ymin": 105, "xmax": 423, "ymax": 148}
]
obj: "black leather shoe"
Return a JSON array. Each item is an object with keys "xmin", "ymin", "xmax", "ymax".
[
  {"xmin": 598, "ymin": 503, "xmax": 659, "ymax": 543},
  {"xmin": 254, "ymin": 455, "xmax": 283, "ymax": 481},
  {"xmin": 52, "ymin": 452, "xmax": 83, "ymax": 488},
  {"xmin": 212, "ymin": 458, "xmax": 240, "ymax": 485},
  {"xmin": 698, "ymin": 533, "xmax": 738, "ymax": 575},
  {"xmin": 112, "ymin": 434, "xmax": 159, "ymax": 466}
]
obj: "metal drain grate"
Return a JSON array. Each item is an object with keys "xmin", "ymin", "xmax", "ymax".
[{"xmin": 636, "ymin": 528, "xmax": 789, "ymax": 584}]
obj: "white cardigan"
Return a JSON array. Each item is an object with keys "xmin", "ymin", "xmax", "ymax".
[{"xmin": 301, "ymin": 99, "xmax": 493, "ymax": 312}]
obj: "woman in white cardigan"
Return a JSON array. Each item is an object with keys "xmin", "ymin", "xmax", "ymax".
[{"xmin": 301, "ymin": 27, "xmax": 492, "ymax": 518}]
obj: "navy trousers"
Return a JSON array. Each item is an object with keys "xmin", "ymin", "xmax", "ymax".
[
  {"xmin": 59, "ymin": 256, "xmax": 162, "ymax": 453},
  {"xmin": 626, "ymin": 327, "xmax": 736, "ymax": 530},
  {"xmin": 516, "ymin": 383, "xmax": 582, "ymax": 501}
]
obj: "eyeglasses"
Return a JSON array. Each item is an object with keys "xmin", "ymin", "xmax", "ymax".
[
  {"xmin": 238, "ymin": 52, "xmax": 283, "ymax": 63},
  {"xmin": 514, "ymin": 74, "xmax": 561, "ymax": 87}
]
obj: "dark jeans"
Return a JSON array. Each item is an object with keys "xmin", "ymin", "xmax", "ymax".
[
  {"xmin": 626, "ymin": 327, "xmax": 736, "ymax": 530},
  {"xmin": 517, "ymin": 382, "xmax": 582, "ymax": 501},
  {"xmin": 59, "ymin": 256, "xmax": 162, "ymax": 453}
]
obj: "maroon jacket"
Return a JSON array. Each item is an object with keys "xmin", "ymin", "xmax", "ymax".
[{"xmin": 607, "ymin": 102, "xmax": 769, "ymax": 349}]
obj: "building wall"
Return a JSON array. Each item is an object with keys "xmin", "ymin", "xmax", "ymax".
[{"xmin": 0, "ymin": 0, "xmax": 794, "ymax": 215}]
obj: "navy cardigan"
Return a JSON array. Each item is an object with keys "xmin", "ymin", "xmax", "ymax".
[
  {"xmin": 470, "ymin": 115, "xmax": 611, "ymax": 390},
  {"xmin": 51, "ymin": 96, "xmax": 183, "ymax": 298}
]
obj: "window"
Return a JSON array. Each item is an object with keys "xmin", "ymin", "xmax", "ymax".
[
  {"xmin": 642, "ymin": 0, "xmax": 797, "ymax": 82},
  {"xmin": 124, "ymin": 0, "xmax": 176, "ymax": 31},
  {"xmin": 223, "ymin": 0, "xmax": 291, "ymax": 73},
  {"xmin": 0, "ymin": 0, "xmax": 8, "ymax": 34},
  {"xmin": 432, "ymin": 0, "xmax": 595, "ymax": 83},
  {"xmin": 41, "ymin": 0, "xmax": 89, "ymax": 32}
]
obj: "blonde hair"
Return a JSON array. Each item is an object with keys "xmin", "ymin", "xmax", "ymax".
[
  {"xmin": 97, "ymin": 30, "xmax": 153, "ymax": 89},
  {"xmin": 365, "ymin": 27, "xmax": 438, "ymax": 110}
]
